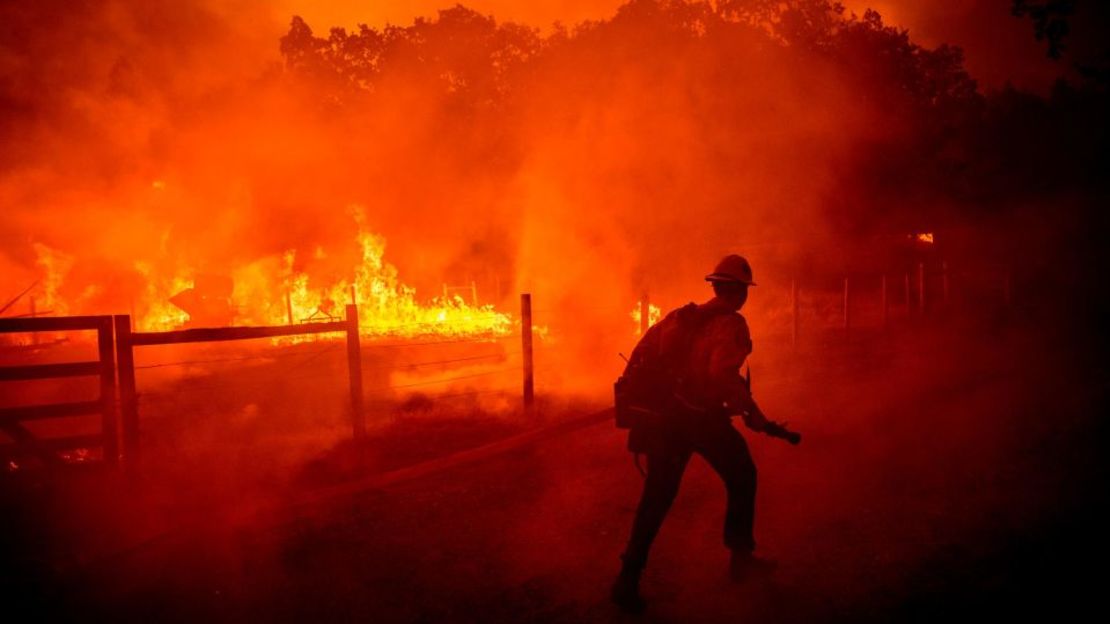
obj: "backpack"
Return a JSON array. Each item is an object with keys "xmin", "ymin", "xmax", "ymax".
[{"xmin": 614, "ymin": 303, "xmax": 731, "ymax": 453}]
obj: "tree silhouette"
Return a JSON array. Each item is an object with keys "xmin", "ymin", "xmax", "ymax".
[
  {"xmin": 278, "ymin": 0, "xmax": 1107, "ymax": 233},
  {"xmin": 1011, "ymin": 0, "xmax": 1073, "ymax": 59}
]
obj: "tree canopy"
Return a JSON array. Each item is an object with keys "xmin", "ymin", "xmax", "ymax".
[{"xmin": 274, "ymin": 0, "xmax": 1108, "ymax": 241}]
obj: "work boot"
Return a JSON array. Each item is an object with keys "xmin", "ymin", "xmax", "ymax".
[
  {"xmin": 729, "ymin": 550, "xmax": 777, "ymax": 582},
  {"xmin": 610, "ymin": 562, "xmax": 647, "ymax": 614}
]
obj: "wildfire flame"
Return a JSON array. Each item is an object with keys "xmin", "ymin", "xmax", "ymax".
[
  {"xmin": 23, "ymin": 208, "xmax": 512, "ymax": 341},
  {"xmin": 133, "ymin": 206, "xmax": 512, "ymax": 338},
  {"xmin": 274, "ymin": 208, "xmax": 512, "ymax": 338},
  {"xmin": 631, "ymin": 301, "xmax": 661, "ymax": 336},
  {"xmin": 135, "ymin": 261, "xmax": 193, "ymax": 331},
  {"xmin": 914, "ymin": 232, "xmax": 935, "ymax": 245},
  {"xmin": 32, "ymin": 243, "xmax": 73, "ymax": 317}
]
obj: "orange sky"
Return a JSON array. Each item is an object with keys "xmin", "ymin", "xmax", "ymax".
[
  {"xmin": 270, "ymin": 0, "xmax": 620, "ymax": 31},
  {"xmin": 270, "ymin": 1, "xmax": 1063, "ymax": 92}
]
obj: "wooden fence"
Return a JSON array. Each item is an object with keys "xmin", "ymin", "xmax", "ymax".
[
  {"xmin": 0, "ymin": 295, "xmax": 538, "ymax": 476},
  {"xmin": 637, "ymin": 261, "xmax": 1011, "ymax": 346},
  {"xmin": 0, "ymin": 315, "xmax": 117, "ymax": 469},
  {"xmin": 113, "ymin": 304, "xmax": 363, "ymax": 475}
]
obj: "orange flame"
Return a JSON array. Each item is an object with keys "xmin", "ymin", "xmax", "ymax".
[
  {"xmin": 631, "ymin": 301, "xmax": 661, "ymax": 336},
  {"xmin": 32, "ymin": 243, "xmax": 73, "ymax": 316},
  {"xmin": 134, "ymin": 261, "xmax": 193, "ymax": 331},
  {"xmin": 129, "ymin": 206, "xmax": 512, "ymax": 339}
]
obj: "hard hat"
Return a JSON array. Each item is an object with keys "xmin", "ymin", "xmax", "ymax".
[{"xmin": 705, "ymin": 254, "xmax": 756, "ymax": 286}]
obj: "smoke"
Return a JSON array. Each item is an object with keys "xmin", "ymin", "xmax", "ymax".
[
  {"xmin": 1, "ymin": 7, "xmax": 1103, "ymax": 618},
  {"xmin": 0, "ymin": 1, "xmax": 1043, "ymax": 393},
  {"xmin": 0, "ymin": 0, "xmax": 279, "ymax": 311}
]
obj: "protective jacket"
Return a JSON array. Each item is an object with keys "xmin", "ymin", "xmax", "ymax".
[{"xmin": 617, "ymin": 297, "xmax": 767, "ymax": 454}]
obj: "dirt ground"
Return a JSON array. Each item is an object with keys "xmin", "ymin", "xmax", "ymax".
[{"xmin": 2, "ymin": 317, "xmax": 1107, "ymax": 623}]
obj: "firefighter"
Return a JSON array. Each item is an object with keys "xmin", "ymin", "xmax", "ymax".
[{"xmin": 611, "ymin": 254, "xmax": 801, "ymax": 613}]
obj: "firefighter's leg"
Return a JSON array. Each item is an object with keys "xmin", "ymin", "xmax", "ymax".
[
  {"xmin": 696, "ymin": 423, "xmax": 757, "ymax": 553},
  {"xmin": 621, "ymin": 451, "xmax": 692, "ymax": 569}
]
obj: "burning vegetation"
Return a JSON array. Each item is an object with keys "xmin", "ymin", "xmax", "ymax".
[
  {"xmin": 126, "ymin": 205, "xmax": 512, "ymax": 337},
  {"xmin": 2, "ymin": 1, "xmax": 1108, "ymax": 358}
]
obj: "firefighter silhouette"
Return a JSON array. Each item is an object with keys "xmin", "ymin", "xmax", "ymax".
[{"xmin": 611, "ymin": 255, "xmax": 801, "ymax": 613}]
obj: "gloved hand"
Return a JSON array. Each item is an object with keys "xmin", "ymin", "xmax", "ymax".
[{"xmin": 763, "ymin": 420, "xmax": 802, "ymax": 445}]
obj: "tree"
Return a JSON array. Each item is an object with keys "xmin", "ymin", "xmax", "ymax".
[{"xmin": 1011, "ymin": 0, "xmax": 1073, "ymax": 59}]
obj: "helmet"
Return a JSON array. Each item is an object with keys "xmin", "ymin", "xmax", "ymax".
[{"xmin": 705, "ymin": 254, "xmax": 756, "ymax": 286}]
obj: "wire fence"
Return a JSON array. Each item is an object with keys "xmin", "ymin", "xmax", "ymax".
[
  {"xmin": 3, "ymin": 271, "xmax": 1013, "ymax": 475},
  {"xmin": 131, "ymin": 330, "xmax": 526, "ymax": 408}
]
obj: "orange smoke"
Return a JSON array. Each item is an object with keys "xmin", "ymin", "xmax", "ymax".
[{"xmin": 1, "ymin": 1, "xmax": 988, "ymax": 391}]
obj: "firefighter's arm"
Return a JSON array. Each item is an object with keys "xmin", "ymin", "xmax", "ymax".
[
  {"xmin": 707, "ymin": 333, "xmax": 767, "ymax": 429},
  {"xmin": 724, "ymin": 378, "xmax": 771, "ymax": 432},
  {"xmin": 733, "ymin": 388, "xmax": 800, "ymax": 444},
  {"xmin": 710, "ymin": 327, "xmax": 800, "ymax": 444},
  {"xmin": 738, "ymin": 397, "xmax": 770, "ymax": 432}
]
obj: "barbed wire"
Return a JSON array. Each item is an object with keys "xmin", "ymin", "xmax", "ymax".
[
  {"xmin": 363, "ymin": 333, "xmax": 521, "ymax": 348},
  {"xmin": 401, "ymin": 386, "xmax": 517, "ymax": 401},
  {"xmin": 366, "ymin": 351, "xmax": 521, "ymax": 370},
  {"xmin": 386, "ymin": 367, "xmax": 521, "ymax": 390},
  {"xmin": 134, "ymin": 343, "xmax": 343, "ymax": 391},
  {"xmin": 132, "ymin": 345, "xmax": 521, "ymax": 373},
  {"xmin": 136, "ymin": 353, "xmax": 290, "ymax": 370},
  {"xmin": 136, "ymin": 352, "xmax": 522, "ymax": 403},
  {"xmin": 136, "ymin": 366, "xmax": 342, "ymax": 402},
  {"xmin": 347, "ymin": 314, "xmax": 513, "ymax": 330}
]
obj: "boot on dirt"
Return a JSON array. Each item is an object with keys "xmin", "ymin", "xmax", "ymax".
[
  {"xmin": 610, "ymin": 561, "xmax": 647, "ymax": 614},
  {"xmin": 729, "ymin": 550, "xmax": 778, "ymax": 582}
]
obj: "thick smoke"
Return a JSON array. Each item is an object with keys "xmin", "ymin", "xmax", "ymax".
[{"xmin": 4, "ymin": 0, "xmax": 1094, "ymax": 392}]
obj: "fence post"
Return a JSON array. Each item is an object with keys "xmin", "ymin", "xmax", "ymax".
[
  {"xmin": 346, "ymin": 304, "xmax": 365, "ymax": 439},
  {"xmin": 917, "ymin": 262, "xmax": 926, "ymax": 315},
  {"xmin": 843, "ymin": 277, "xmax": 850, "ymax": 332},
  {"xmin": 791, "ymin": 279, "xmax": 799, "ymax": 347},
  {"xmin": 285, "ymin": 288, "xmax": 294, "ymax": 325},
  {"xmin": 521, "ymin": 293, "xmax": 534, "ymax": 412},
  {"xmin": 881, "ymin": 274, "xmax": 888, "ymax": 329},
  {"xmin": 640, "ymin": 292, "xmax": 649, "ymax": 336},
  {"xmin": 904, "ymin": 272, "xmax": 911, "ymax": 315},
  {"xmin": 114, "ymin": 315, "xmax": 139, "ymax": 477},
  {"xmin": 29, "ymin": 297, "xmax": 39, "ymax": 345},
  {"xmin": 942, "ymin": 261, "xmax": 950, "ymax": 304},
  {"xmin": 96, "ymin": 318, "xmax": 119, "ymax": 468}
]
